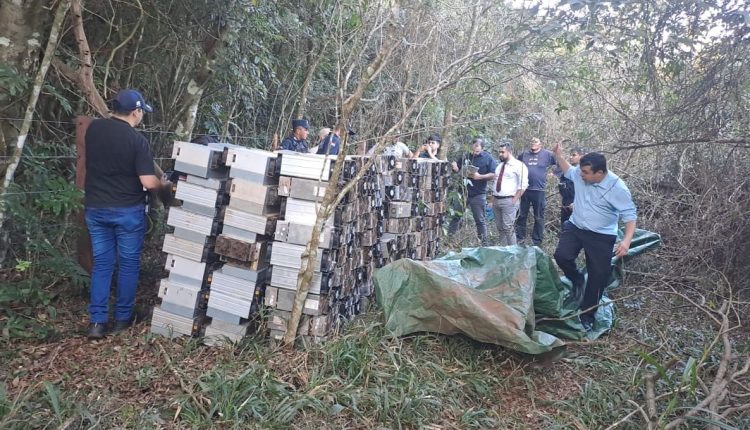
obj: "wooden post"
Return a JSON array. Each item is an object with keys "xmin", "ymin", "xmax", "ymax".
[{"xmin": 75, "ymin": 116, "xmax": 93, "ymax": 274}]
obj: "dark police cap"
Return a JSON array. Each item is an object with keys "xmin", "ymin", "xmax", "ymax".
[
  {"xmin": 113, "ymin": 89, "xmax": 153, "ymax": 112},
  {"xmin": 292, "ymin": 119, "xmax": 310, "ymax": 130}
]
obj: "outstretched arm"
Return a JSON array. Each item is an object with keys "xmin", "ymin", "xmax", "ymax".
[{"xmin": 552, "ymin": 142, "xmax": 571, "ymax": 174}]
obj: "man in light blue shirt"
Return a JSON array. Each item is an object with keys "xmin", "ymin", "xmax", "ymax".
[{"xmin": 551, "ymin": 143, "xmax": 637, "ymax": 332}]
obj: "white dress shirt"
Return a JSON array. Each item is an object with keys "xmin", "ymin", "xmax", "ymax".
[{"xmin": 492, "ymin": 157, "xmax": 528, "ymax": 197}]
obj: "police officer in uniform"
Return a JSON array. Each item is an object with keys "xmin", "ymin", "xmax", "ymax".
[{"xmin": 280, "ymin": 119, "xmax": 310, "ymax": 152}]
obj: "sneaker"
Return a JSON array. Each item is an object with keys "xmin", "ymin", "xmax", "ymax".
[
  {"xmin": 112, "ymin": 319, "xmax": 134, "ymax": 333},
  {"xmin": 87, "ymin": 322, "xmax": 107, "ymax": 339}
]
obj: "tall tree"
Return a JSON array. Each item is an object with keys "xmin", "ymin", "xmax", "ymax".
[{"xmin": 0, "ymin": 0, "xmax": 69, "ymax": 263}]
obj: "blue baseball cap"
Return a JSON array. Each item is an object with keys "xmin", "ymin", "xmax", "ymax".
[
  {"xmin": 113, "ymin": 89, "xmax": 153, "ymax": 113},
  {"xmin": 292, "ymin": 119, "xmax": 310, "ymax": 130}
]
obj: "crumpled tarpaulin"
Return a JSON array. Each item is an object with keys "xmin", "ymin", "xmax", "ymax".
[{"xmin": 373, "ymin": 229, "xmax": 661, "ymax": 354}]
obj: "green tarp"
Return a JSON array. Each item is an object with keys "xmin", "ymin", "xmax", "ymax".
[{"xmin": 374, "ymin": 229, "xmax": 661, "ymax": 355}]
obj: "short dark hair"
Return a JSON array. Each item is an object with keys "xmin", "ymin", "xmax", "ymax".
[
  {"xmin": 580, "ymin": 152, "xmax": 607, "ymax": 173},
  {"xmin": 192, "ymin": 134, "xmax": 220, "ymax": 145},
  {"xmin": 112, "ymin": 107, "xmax": 136, "ymax": 115},
  {"xmin": 498, "ymin": 141, "xmax": 513, "ymax": 153},
  {"xmin": 571, "ymin": 147, "xmax": 586, "ymax": 155},
  {"xmin": 471, "ymin": 138, "xmax": 484, "ymax": 148}
]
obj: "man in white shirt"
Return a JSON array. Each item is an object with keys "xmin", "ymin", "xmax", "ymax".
[
  {"xmin": 491, "ymin": 143, "xmax": 528, "ymax": 246},
  {"xmin": 383, "ymin": 140, "xmax": 413, "ymax": 158}
]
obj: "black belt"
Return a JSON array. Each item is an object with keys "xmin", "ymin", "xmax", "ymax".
[{"xmin": 494, "ymin": 195, "xmax": 513, "ymax": 199}]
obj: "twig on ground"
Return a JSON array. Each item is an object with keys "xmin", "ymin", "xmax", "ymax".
[
  {"xmin": 156, "ymin": 341, "xmax": 210, "ymax": 420},
  {"xmin": 536, "ymin": 292, "xmax": 639, "ymax": 323}
]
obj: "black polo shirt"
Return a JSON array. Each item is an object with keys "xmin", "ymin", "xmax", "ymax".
[
  {"xmin": 456, "ymin": 151, "xmax": 498, "ymax": 197},
  {"xmin": 84, "ymin": 117, "xmax": 155, "ymax": 208}
]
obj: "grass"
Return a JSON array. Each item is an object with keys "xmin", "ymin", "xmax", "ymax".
[
  {"xmin": 1, "ymin": 295, "xmax": 748, "ymax": 429},
  {"xmin": 1, "ymin": 221, "xmax": 748, "ymax": 429}
]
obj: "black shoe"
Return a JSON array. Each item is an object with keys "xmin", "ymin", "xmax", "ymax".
[
  {"xmin": 112, "ymin": 319, "xmax": 134, "ymax": 333},
  {"xmin": 87, "ymin": 322, "xmax": 107, "ymax": 339},
  {"xmin": 564, "ymin": 280, "xmax": 584, "ymax": 305},
  {"xmin": 571, "ymin": 281, "xmax": 585, "ymax": 303}
]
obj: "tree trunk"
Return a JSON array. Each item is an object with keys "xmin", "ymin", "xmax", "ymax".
[
  {"xmin": 0, "ymin": 0, "xmax": 53, "ymax": 162},
  {"xmin": 440, "ymin": 104, "xmax": 453, "ymax": 160},
  {"xmin": 169, "ymin": 2, "xmax": 235, "ymax": 141},
  {"xmin": 282, "ymin": 2, "xmax": 403, "ymax": 347},
  {"xmin": 295, "ymin": 42, "xmax": 326, "ymax": 120},
  {"xmin": 0, "ymin": 0, "xmax": 69, "ymax": 265}
]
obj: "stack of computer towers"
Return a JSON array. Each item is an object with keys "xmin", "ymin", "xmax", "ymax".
[
  {"xmin": 265, "ymin": 152, "xmax": 341, "ymax": 343},
  {"xmin": 202, "ymin": 147, "xmax": 280, "ymax": 345},
  {"xmin": 378, "ymin": 157, "xmax": 450, "ymax": 265},
  {"xmin": 151, "ymin": 141, "xmax": 229, "ymax": 338},
  {"xmin": 152, "ymin": 145, "xmax": 451, "ymax": 344}
]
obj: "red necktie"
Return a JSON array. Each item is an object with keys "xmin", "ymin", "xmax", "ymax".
[{"xmin": 495, "ymin": 163, "xmax": 506, "ymax": 193}]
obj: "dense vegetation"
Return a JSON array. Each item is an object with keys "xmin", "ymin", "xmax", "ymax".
[{"xmin": 1, "ymin": 0, "xmax": 748, "ymax": 428}]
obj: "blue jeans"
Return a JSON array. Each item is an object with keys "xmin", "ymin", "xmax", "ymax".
[
  {"xmin": 516, "ymin": 189, "xmax": 546, "ymax": 245},
  {"xmin": 85, "ymin": 205, "xmax": 146, "ymax": 324}
]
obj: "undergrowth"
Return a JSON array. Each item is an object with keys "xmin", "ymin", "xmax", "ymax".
[{"xmin": 1, "ymin": 300, "xmax": 748, "ymax": 429}]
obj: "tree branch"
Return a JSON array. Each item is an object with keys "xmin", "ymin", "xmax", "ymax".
[
  {"xmin": 612, "ymin": 138, "xmax": 750, "ymax": 153},
  {"xmin": 70, "ymin": 0, "xmax": 109, "ymax": 116}
]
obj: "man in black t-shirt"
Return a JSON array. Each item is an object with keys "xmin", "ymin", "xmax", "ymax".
[
  {"xmin": 448, "ymin": 138, "xmax": 498, "ymax": 246},
  {"xmin": 84, "ymin": 89, "xmax": 167, "ymax": 339}
]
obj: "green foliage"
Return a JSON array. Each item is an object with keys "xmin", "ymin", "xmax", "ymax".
[
  {"xmin": 171, "ymin": 320, "xmax": 507, "ymax": 428},
  {"xmin": 41, "ymin": 83, "xmax": 72, "ymax": 114},
  {"xmin": 43, "ymin": 382, "xmax": 63, "ymax": 425},
  {"xmin": 178, "ymin": 363, "xmax": 321, "ymax": 427},
  {"xmin": 135, "ymin": 367, "xmax": 157, "ymax": 389},
  {"xmin": 0, "ymin": 63, "xmax": 30, "ymax": 101},
  {"xmin": 0, "ymin": 383, "xmax": 9, "ymax": 419},
  {"xmin": 14, "ymin": 260, "xmax": 31, "ymax": 272},
  {"xmin": 557, "ymin": 378, "xmax": 635, "ymax": 427},
  {"xmin": 0, "ymin": 274, "xmax": 66, "ymax": 340},
  {"xmin": 1, "ymin": 141, "xmax": 86, "ymax": 341},
  {"xmin": 0, "ymin": 381, "xmax": 91, "ymax": 430}
]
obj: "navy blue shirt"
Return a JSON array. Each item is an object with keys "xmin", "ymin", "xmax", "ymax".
[
  {"xmin": 281, "ymin": 136, "xmax": 309, "ymax": 153},
  {"xmin": 316, "ymin": 134, "xmax": 340, "ymax": 155},
  {"xmin": 518, "ymin": 149, "xmax": 556, "ymax": 191},
  {"xmin": 457, "ymin": 151, "xmax": 498, "ymax": 197},
  {"xmin": 556, "ymin": 167, "xmax": 575, "ymax": 205}
]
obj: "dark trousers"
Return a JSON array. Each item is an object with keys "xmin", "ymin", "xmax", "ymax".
[
  {"xmin": 448, "ymin": 193, "xmax": 489, "ymax": 245},
  {"xmin": 516, "ymin": 189, "xmax": 546, "ymax": 245},
  {"xmin": 553, "ymin": 221, "xmax": 616, "ymax": 318},
  {"xmin": 560, "ymin": 206, "xmax": 573, "ymax": 225}
]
